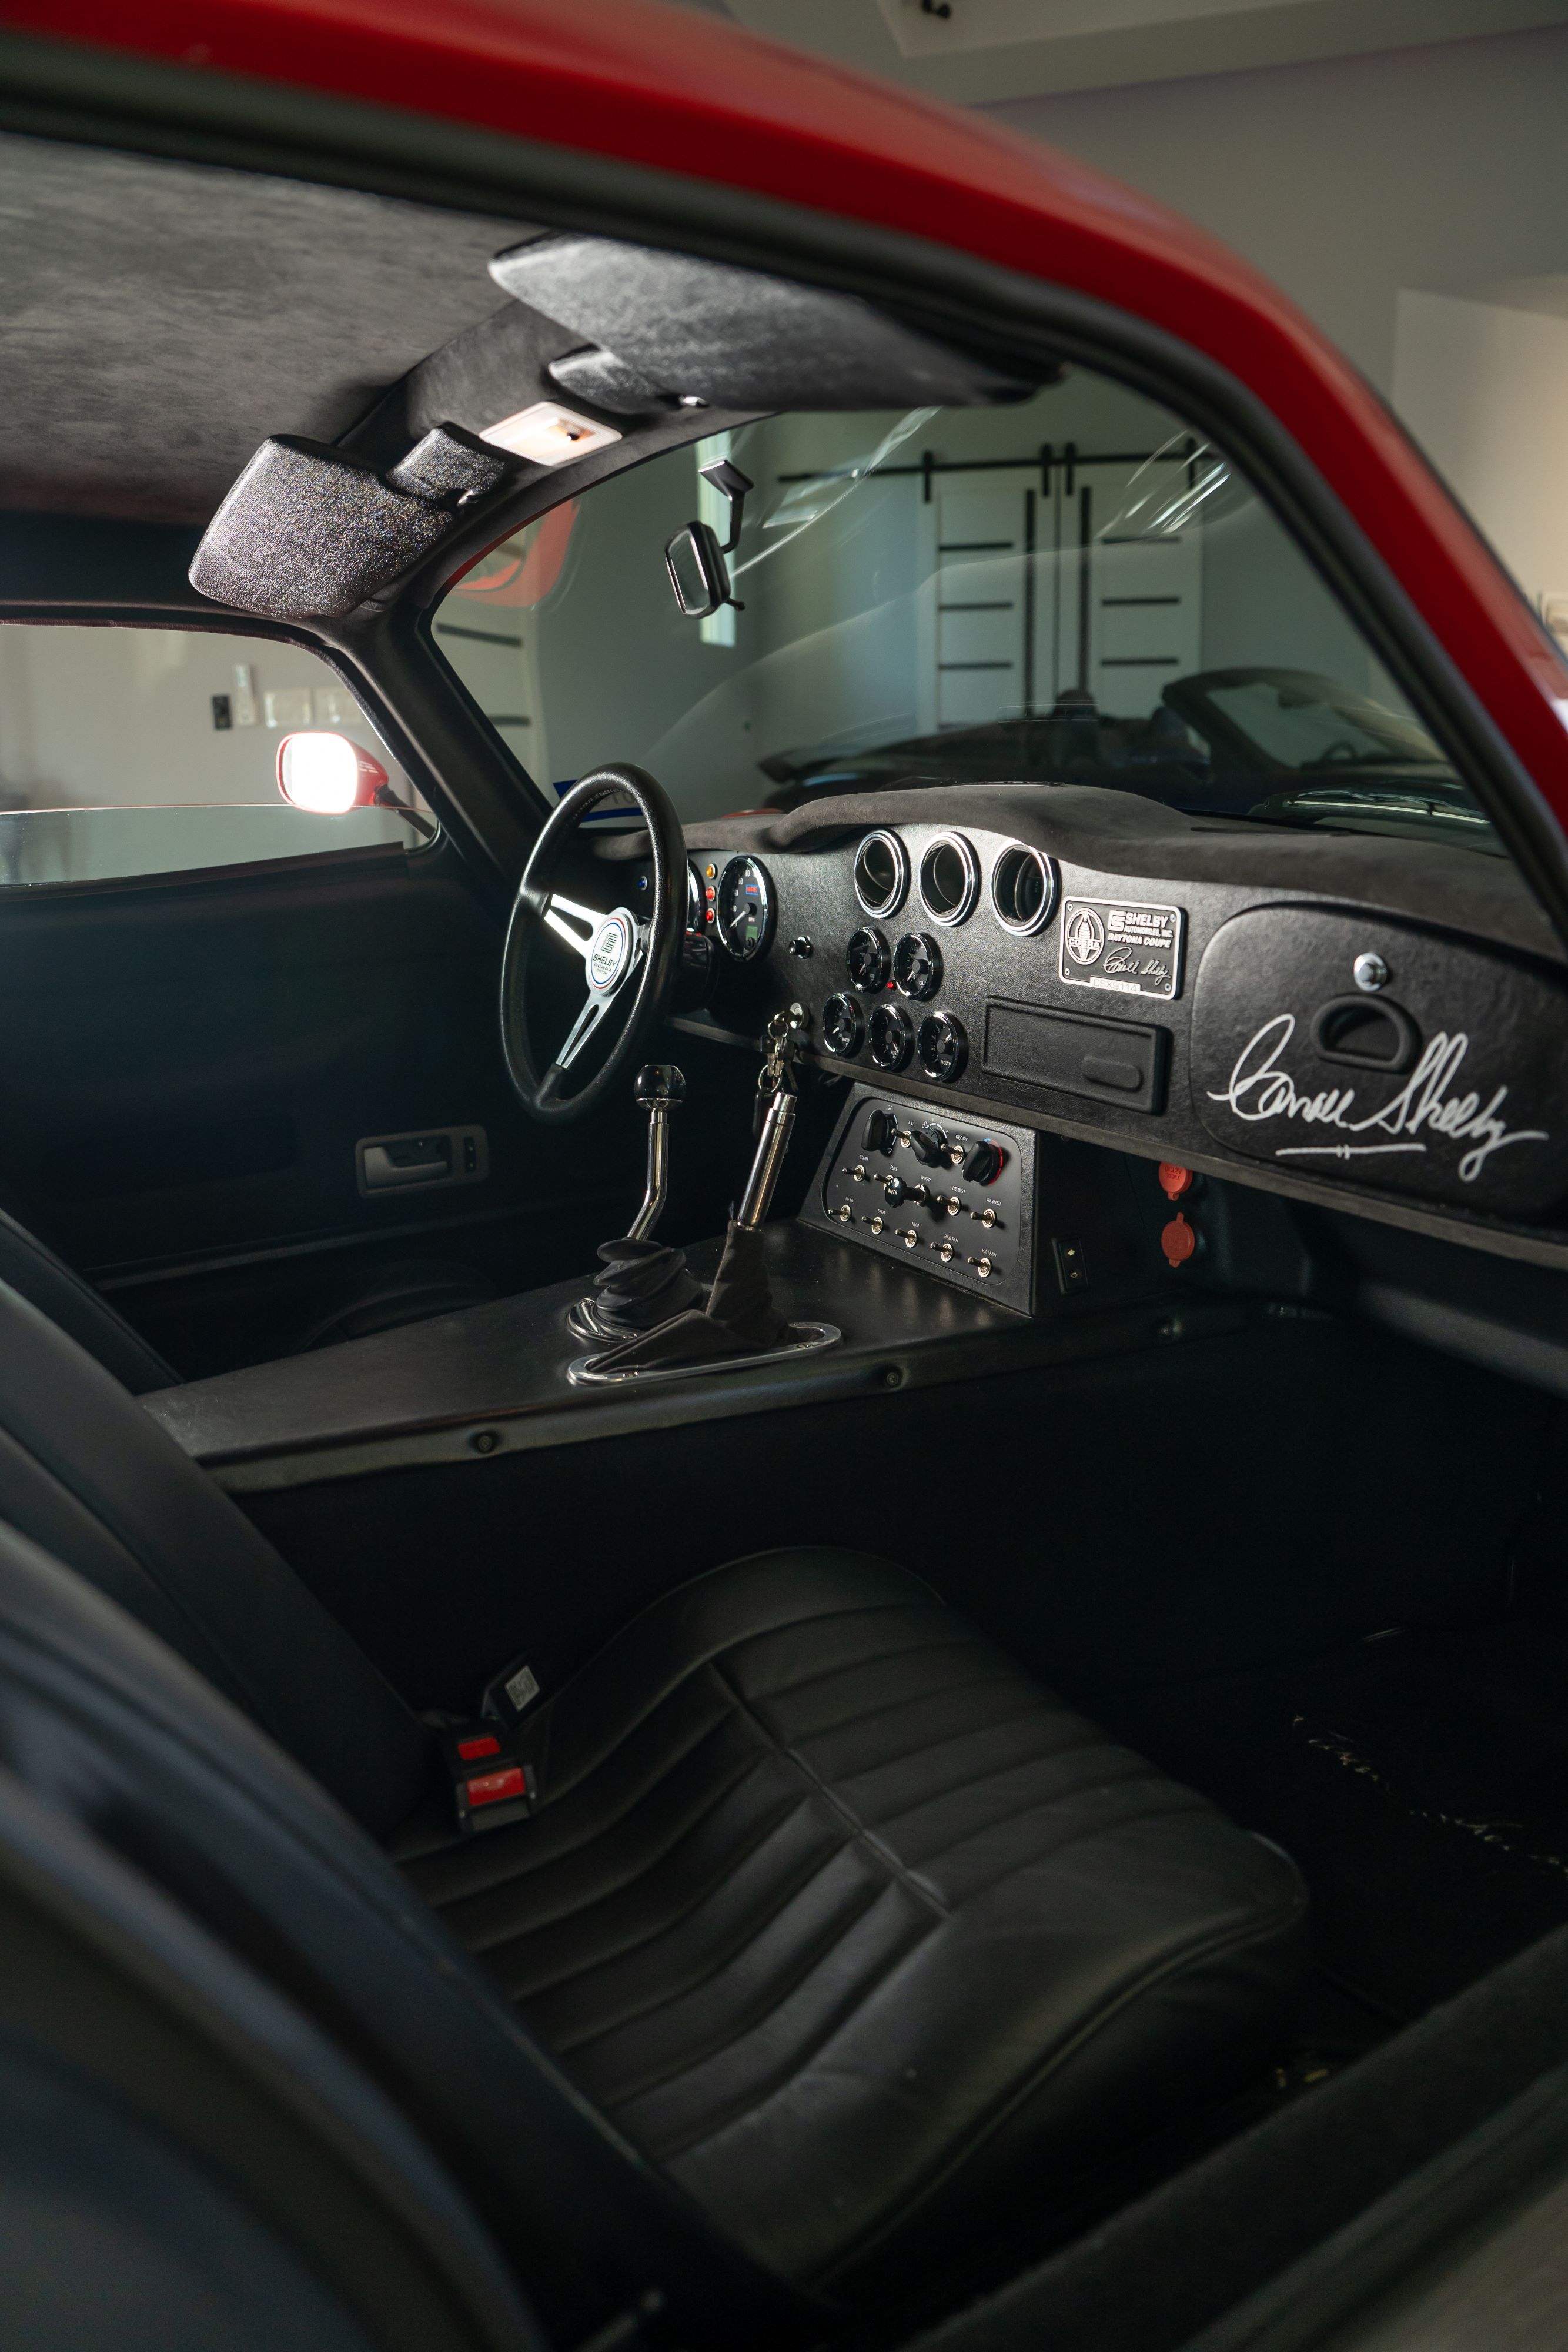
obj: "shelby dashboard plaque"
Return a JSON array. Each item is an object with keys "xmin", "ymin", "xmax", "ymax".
[{"xmin": 1059, "ymin": 897, "xmax": 1185, "ymax": 1000}]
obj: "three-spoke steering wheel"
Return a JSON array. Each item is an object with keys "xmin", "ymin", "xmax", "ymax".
[{"xmin": 500, "ymin": 764, "xmax": 687, "ymax": 1122}]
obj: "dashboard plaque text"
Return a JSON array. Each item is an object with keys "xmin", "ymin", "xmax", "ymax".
[{"xmin": 1059, "ymin": 897, "xmax": 1185, "ymax": 1000}]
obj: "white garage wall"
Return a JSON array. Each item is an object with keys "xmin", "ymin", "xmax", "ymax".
[
  {"xmin": 1392, "ymin": 291, "xmax": 1568, "ymax": 626},
  {"xmin": 0, "ymin": 624, "xmax": 405, "ymax": 811},
  {"xmin": 985, "ymin": 23, "xmax": 1568, "ymax": 396},
  {"xmin": 0, "ymin": 623, "xmax": 415, "ymax": 884},
  {"xmin": 987, "ymin": 21, "xmax": 1568, "ymax": 644}
]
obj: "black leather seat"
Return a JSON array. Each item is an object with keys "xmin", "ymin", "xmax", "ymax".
[
  {"xmin": 396, "ymin": 1553, "xmax": 1307, "ymax": 2294},
  {"xmin": 0, "ymin": 1197, "xmax": 495, "ymax": 1391},
  {"xmin": 0, "ymin": 1273, "xmax": 1309, "ymax": 2336}
]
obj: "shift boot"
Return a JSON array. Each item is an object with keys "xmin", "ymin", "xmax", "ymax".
[
  {"xmin": 587, "ymin": 1237, "xmax": 701, "ymax": 1337},
  {"xmin": 591, "ymin": 1222, "xmax": 791, "ymax": 1369}
]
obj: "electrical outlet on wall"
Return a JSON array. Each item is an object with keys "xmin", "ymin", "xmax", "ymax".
[
  {"xmin": 314, "ymin": 684, "xmax": 357, "ymax": 727},
  {"xmin": 263, "ymin": 686, "xmax": 312, "ymax": 729}
]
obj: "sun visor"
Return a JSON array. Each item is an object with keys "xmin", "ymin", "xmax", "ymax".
[
  {"xmin": 189, "ymin": 426, "xmax": 511, "ymax": 618},
  {"xmin": 490, "ymin": 236, "xmax": 1039, "ymax": 411}
]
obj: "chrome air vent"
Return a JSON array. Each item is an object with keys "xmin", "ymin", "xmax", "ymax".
[
  {"xmin": 990, "ymin": 842, "xmax": 1059, "ymax": 937},
  {"xmin": 854, "ymin": 830, "xmax": 909, "ymax": 918},
  {"xmin": 918, "ymin": 833, "xmax": 979, "ymax": 928}
]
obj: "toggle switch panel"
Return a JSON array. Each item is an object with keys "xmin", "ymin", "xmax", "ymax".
[{"xmin": 800, "ymin": 1085, "xmax": 1036, "ymax": 1314}]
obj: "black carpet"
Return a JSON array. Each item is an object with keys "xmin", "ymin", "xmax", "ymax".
[{"xmin": 1095, "ymin": 1619, "xmax": 1568, "ymax": 2019}]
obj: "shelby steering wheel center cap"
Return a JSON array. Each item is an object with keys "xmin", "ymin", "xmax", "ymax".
[{"xmin": 589, "ymin": 913, "xmax": 634, "ymax": 992}]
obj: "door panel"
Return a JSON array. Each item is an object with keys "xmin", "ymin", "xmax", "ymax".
[{"xmin": 0, "ymin": 839, "xmax": 634, "ymax": 1375}]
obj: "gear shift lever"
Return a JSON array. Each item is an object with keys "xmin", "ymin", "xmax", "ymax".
[
  {"xmin": 567, "ymin": 1064, "xmax": 700, "ymax": 1342},
  {"xmin": 627, "ymin": 1064, "xmax": 684, "ymax": 1240}
]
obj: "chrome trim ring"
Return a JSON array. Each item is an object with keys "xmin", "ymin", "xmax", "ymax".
[
  {"xmin": 918, "ymin": 832, "xmax": 980, "ymax": 928},
  {"xmin": 868, "ymin": 1001, "xmax": 914, "ymax": 1072},
  {"xmin": 989, "ymin": 841, "xmax": 1060, "ymax": 937},
  {"xmin": 821, "ymin": 992, "xmax": 865, "ymax": 1058},
  {"xmin": 854, "ymin": 829, "xmax": 910, "ymax": 918},
  {"xmin": 569, "ymin": 1322, "xmax": 841, "ymax": 1387},
  {"xmin": 916, "ymin": 1010, "xmax": 968, "ymax": 1083}
]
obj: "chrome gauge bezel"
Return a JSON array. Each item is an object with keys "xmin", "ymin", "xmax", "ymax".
[
  {"xmin": 989, "ymin": 841, "xmax": 1060, "ymax": 937},
  {"xmin": 867, "ymin": 1001, "xmax": 914, "ymax": 1072},
  {"xmin": 918, "ymin": 832, "xmax": 980, "ymax": 928},
  {"xmin": 916, "ymin": 1010, "xmax": 968, "ymax": 1083},
  {"xmin": 845, "ymin": 925, "xmax": 891, "ymax": 991},
  {"xmin": 854, "ymin": 828, "xmax": 910, "ymax": 919},
  {"xmin": 714, "ymin": 854, "xmax": 775, "ymax": 961},
  {"xmin": 821, "ymin": 992, "xmax": 866, "ymax": 1058},
  {"xmin": 892, "ymin": 930, "xmax": 942, "ymax": 1001}
]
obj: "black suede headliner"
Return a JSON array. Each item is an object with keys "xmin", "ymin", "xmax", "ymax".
[{"xmin": 0, "ymin": 132, "xmax": 534, "ymax": 524}]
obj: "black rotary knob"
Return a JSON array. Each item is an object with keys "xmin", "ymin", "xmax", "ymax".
[
  {"xmin": 820, "ymin": 993, "xmax": 865, "ymax": 1058},
  {"xmin": 862, "ymin": 1106, "xmax": 898, "ymax": 1155},
  {"xmin": 845, "ymin": 927, "xmax": 891, "ymax": 990},
  {"xmin": 868, "ymin": 1001, "xmax": 913, "ymax": 1071},
  {"xmin": 892, "ymin": 931, "xmax": 942, "ymax": 1001},
  {"xmin": 964, "ymin": 1138, "xmax": 1004, "ymax": 1185},
  {"xmin": 908, "ymin": 1120, "xmax": 948, "ymax": 1166},
  {"xmin": 917, "ymin": 1013, "xmax": 968, "ymax": 1084}
]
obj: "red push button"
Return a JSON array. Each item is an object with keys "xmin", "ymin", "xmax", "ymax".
[
  {"xmin": 464, "ymin": 1765, "xmax": 527, "ymax": 1808},
  {"xmin": 456, "ymin": 1733, "xmax": 501, "ymax": 1762},
  {"xmin": 1158, "ymin": 1162, "xmax": 1195, "ymax": 1201},
  {"xmin": 1161, "ymin": 1212, "xmax": 1198, "ymax": 1268}
]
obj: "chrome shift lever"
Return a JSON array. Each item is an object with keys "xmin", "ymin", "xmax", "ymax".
[{"xmin": 627, "ymin": 1063, "xmax": 685, "ymax": 1241}]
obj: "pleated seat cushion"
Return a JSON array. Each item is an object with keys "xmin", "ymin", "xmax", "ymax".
[{"xmin": 396, "ymin": 1549, "xmax": 1307, "ymax": 2292}]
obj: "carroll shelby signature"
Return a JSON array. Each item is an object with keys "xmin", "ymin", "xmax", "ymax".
[
  {"xmin": 1102, "ymin": 948, "xmax": 1171, "ymax": 985},
  {"xmin": 1209, "ymin": 1014, "xmax": 1548, "ymax": 1184}
]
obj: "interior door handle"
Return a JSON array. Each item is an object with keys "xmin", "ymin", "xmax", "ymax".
[{"xmin": 356, "ymin": 1125, "xmax": 487, "ymax": 1196}]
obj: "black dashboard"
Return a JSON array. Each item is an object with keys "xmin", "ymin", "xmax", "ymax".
[{"xmin": 658, "ymin": 781, "xmax": 1568, "ymax": 1269}]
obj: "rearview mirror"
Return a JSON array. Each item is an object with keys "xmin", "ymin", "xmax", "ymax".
[
  {"xmin": 276, "ymin": 731, "xmax": 388, "ymax": 814},
  {"xmin": 664, "ymin": 522, "xmax": 738, "ymax": 621},
  {"xmin": 663, "ymin": 460, "xmax": 754, "ymax": 623}
]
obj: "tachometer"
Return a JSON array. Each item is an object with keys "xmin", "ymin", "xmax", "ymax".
[{"xmin": 714, "ymin": 856, "xmax": 774, "ymax": 961}]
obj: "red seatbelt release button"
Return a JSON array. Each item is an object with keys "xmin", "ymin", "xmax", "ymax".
[
  {"xmin": 440, "ymin": 1721, "xmax": 539, "ymax": 1833},
  {"xmin": 465, "ymin": 1764, "xmax": 528, "ymax": 1808}
]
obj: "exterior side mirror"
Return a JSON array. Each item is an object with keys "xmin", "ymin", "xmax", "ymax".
[
  {"xmin": 276, "ymin": 731, "xmax": 388, "ymax": 813},
  {"xmin": 276, "ymin": 733, "xmax": 436, "ymax": 840}
]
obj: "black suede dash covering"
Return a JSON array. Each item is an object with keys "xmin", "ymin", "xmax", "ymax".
[
  {"xmin": 189, "ymin": 428, "xmax": 510, "ymax": 618},
  {"xmin": 0, "ymin": 132, "xmax": 535, "ymax": 524},
  {"xmin": 489, "ymin": 234, "xmax": 1040, "ymax": 410}
]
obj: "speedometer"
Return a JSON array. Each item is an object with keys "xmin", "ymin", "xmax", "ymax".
[{"xmin": 714, "ymin": 856, "xmax": 774, "ymax": 961}]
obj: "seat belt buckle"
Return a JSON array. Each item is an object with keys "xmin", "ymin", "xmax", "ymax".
[
  {"xmin": 478, "ymin": 1652, "xmax": 542, "ymax": 1733},
  {"xmin": 440, "ymin": 1722, "xmax": 538, "ymax": 1835}
]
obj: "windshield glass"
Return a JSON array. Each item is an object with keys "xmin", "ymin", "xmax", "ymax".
[{"xmin": 433, "ymin": 368, "xmax": 1499, "ymax": 857}]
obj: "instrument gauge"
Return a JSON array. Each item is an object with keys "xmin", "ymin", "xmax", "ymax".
[
  {"xmin": 821, "ymin": 993, "xmax": 865, "ymax": 1058},
  {"xmin": 917, "ymin": 1011, "xmax": 968, "ymax": 1083},
  {"xmin": 893, "ymin": 931, "xmax": 942, "ymax": 1001},
  {"xmin": 868, "ymin": 1001, "xmax": 914, "ymax": 1072},
  {"xmin": 714, "ymin": 856, "xmax": 775, "ymax": 961},
  {"xmin": 846, "ymin": 927, "xmax": 890, "ymax": 990}
]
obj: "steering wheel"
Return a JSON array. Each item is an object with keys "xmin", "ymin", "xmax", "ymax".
[{"xmin": 500, "ymin": 764, "xmax": 686, "ymax": 1123}]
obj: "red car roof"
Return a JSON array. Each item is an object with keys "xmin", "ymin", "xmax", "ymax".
[{"xmin": 5, "ymin": 0, "xmax": 1568, "ymax": 836}]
